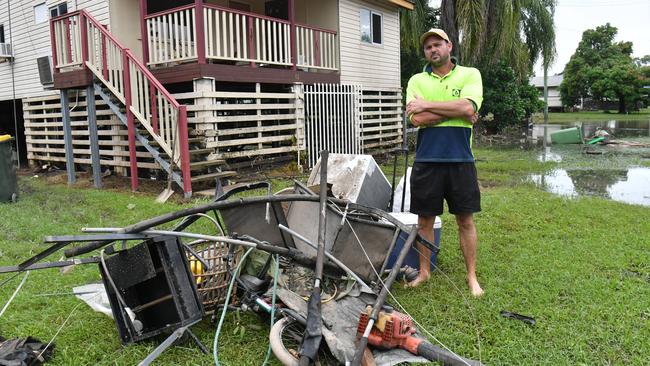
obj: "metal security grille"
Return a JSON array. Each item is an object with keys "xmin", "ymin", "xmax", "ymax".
[{"xmin": 304, "ymin": 84, "xmax": 363, "ymax": 167}]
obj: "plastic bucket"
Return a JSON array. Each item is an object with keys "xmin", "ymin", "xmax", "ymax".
[{"xmin": 0, "ymin": 136, "xmax": 18, "ymax": 203}]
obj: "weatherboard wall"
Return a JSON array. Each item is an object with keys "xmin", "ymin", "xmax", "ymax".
[
  {"xmin": 0, "ymin": 0, "xmax": 110, "ymax": 102},
  {"xmin": 338, "ymin": 0, "xmax": 401, "ymax": 89}
]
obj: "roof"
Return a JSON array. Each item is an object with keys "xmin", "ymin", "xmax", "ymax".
[
  {"xmin": 385, "ymin": 0, "xmax": 414, "ymax": 10},
  {"xmin": 530, "ymin": 74, "xmax": 563, "ymax": 88}
]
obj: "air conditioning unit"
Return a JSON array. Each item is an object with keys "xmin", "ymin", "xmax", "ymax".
[
  {"xmin": 0, "ymin": 43, "xmax": 12, "ymax": 60},
  {"xmin": 37, "ymin": 56, "xmax": 53, "ymax": 85}
]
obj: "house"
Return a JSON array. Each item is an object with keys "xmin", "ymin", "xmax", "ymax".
[
  {"xmin": 530, "ymin": 73, "xmax": 563, "ymax": 112},
  {"xmin": 0, "ymin": 0, "xmax": 412, "ymax": 197}
]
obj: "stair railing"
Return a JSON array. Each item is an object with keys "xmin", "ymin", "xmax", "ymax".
[{"xmin": 50, "ymin": 10, "xmax": 192, "ymax": 196}]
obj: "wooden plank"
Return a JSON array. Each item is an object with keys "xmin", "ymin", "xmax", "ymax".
[
  {"xmin": 27, "ymin": 130, "xmax": 129, "ymax": 136},
  {"xmin": 28, "ymin": 147, "xmax": 155, "ymax": 158},
  {"xmin": 359, "ymin": 117, "xmax": 402, "ymax": 124},
  {"xmin": 217, "ymin": 145, "xmax": 297, "ymax": 159},
  {"xmin": 185, "ymin": 103, "xmax": 296, "ymax": 111},
  {"xmin": 52, "ymin": 68, "xmax": 94, "ymax": 89},
  {"xmin": 209, "ymin": 134, "xmax": 294, "ymax": 148},
  {"xmin": 27, "ymin": 138, "xmax": 140, "ymax": 147},
  {"xmin": 361, "ymin": 110, "xmax": 401, "ymax": 117},
  {"xmin": 360, "ymin": 102, "xmax": 402, "ymax": 108},
  {"xmin": 151, "ymin": 63, "xmax": 340, "ymax": 85},
  {"xmin": 360, "ymin": 132, "xmax": 401, "ymax": 141},
  {"xmin": 188, "ymin": 113, "xmax": 296, "ymax": 123},
  {"xmin": 361, "ymin": 125, "xmax": 402, "ymax": 133},
  {"xmin": 172, "ymin": 90, "xmax": 296, "ymax": 99},
  {"xmin": 27, "ymin": 154, "xmax": 160, "ymax": 169}
]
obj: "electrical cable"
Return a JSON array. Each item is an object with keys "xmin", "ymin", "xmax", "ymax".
[
  {"xmin": 213, "ymin": 246, "xmax": 255, "ymax": 366},
  {"xmin": 0, "ymin": 272, "xmax": 21, "ymax": 291},
  {"xmin": 33, "ymin": 295, "xmax": 94, "ymax": 364},
  {"xmin": 0, "ymin": 271, "xmax": 29, "ymax": 318},
  {"xmin": 328, "ymin": 201, "xmax": 475, "ymax": 366},
  {"xmin": 260, "ymin": 254, "xmax": 281, "ymax": 365},
  {"xmin": 182, "ymin": 213, "xmax": 226, "ymax": 235},
  {"xmin": 8, "ymin": 0, "xmax": 20, "ymax": 167},
  {"xmin": 100, "ymin": 249, "xmax": 136, "ymax": 340}
]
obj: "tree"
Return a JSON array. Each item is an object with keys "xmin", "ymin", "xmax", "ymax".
[
  {"xmin": 634, "ymin": 55, "xmax": 650, "ymax": 107},
  {"xmin": 437, "ymin": 0, "xmax": 555, "ymax": 131},
  {"xmin": 439, "ymin": 0, "xmax": 557, "ymax": 79},
  {"xmin": 400, "ymin": 1, "xmax": 553, "ymax": 130},
  {"xmin": 481, "ymin": 61, "xmax": 544, "ymax": 133},
  {"xmin": 560, "ymin": 24, "xmax": 643, "ymax": 113},
  {"xmin": 399, "ymin": 1, "xmax": 438, "ymax": 93}
]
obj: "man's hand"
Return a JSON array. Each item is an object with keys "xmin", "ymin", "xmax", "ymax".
[
  {"xmin": 469, "ymin": 113, "xmax": 479, "ymax": 125},
  {"xmin": 406, "ymin": 95, "xmax": 429, "ymax": 115}
]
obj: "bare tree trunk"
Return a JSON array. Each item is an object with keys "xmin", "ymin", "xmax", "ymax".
[
  {"xmin": 440, "ymin": 0, "xmax": 460, "ymax": 60},
  {"xmin": 618, "ymin": 96, "xmax": 626, "ymax": 114}
]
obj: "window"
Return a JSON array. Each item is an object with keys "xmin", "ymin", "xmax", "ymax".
[
  {"xmin": 49, "ymin": 2, "xmax": 68, "ymax": 18},
  {"xmin": 34, "ymin": 3, "xmax": 48, "ymax": 24},
  {"xmin": 360, "ymin": 9, "xmax": 382, "ymax": 45},
  {"xmin": 0, "ymin": 25, "xmax": 5, "ymax": 44}
]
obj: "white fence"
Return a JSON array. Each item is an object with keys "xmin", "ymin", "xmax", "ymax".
[{"xmin": 304, "ymin": 84, "xmax": 363, "ymax": 167}]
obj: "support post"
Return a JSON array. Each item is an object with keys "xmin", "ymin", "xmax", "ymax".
[
  {"xmin": 313, "ymin": 30, "xmax": 320, "ymax": 67},
  {"xmin": 50, "ymin": 19, "xmax": 59, "ymax": 74},
  {"xmin": 101, "ymin": 32, "xmax": 108, "ymax": 80},
  {"xmin": 139, "ymin": 0, "xmax": 149, "ymax": 65},
  {"xmin": 293, "ymin": 82, "xmax": 305, "ymax": 168},
  {"xmin": 65, "ymin": 18, "xmax": 73, "ymax": 63},
  {"xmin": 195, "ymin": 0, "xmax": 206, "ymax": 64},
  {"xmin": 86, "ymin": 85, "xmax": 102, "ymax": 188},
  {"xmin": 60, "ymin": 90, "xmax": 76, "ymax": 184},
  {"xmin": 123, "ymin": 52, "xmax": 139, "ymax": 191},
  {"xmin": 289, "ymin": 0, "xmax": 296, "ymax": 70},
  {"xmin": 248, "ymin": 17, "xmax": 256, "ymax": 68},
  {"xmin": 178, "ymin": 106, "xmax": 192, "ymax": 198},
  {"xmin": 543, "ymin": 65, "xmax": 549, "ymax": 124},
  {"xmin": 80, "ymin": 13, "xmax": 88, "ymax": 63}
]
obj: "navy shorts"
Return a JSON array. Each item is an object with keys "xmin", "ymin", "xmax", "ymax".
[{"xmin": 409, "ymin": 162, "xmax": 481, "ymax": 217}]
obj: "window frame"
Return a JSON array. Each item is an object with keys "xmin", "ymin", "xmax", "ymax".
[
  {"xmin": 359, "ymin": 8, "xmax": 383, "ymax": 46},
  {"xmin": 34, "ymin": 3, "xmax": 48, "ymax": 24},
  {"xmin": 49, "ymin": 2, "xmax": 68, "ymax": 19}
]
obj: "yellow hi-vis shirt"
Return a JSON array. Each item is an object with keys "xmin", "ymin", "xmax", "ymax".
[{"xmin": 406, "ymin": 63, "xmax": 483, "ymax": 162}]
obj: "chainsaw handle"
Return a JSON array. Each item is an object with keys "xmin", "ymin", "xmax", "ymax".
[
  {"xmin": 417, "ymin": 341, "xmax": 483, "ymax": 366},
  {"xmin": 352, "ymin": 333, "xmax": 371, "ymax": 365}
]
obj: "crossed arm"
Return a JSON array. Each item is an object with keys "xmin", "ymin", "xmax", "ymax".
[{"xmin": 406, "ymin": 95, "xmax": 478, "ymax": 127}]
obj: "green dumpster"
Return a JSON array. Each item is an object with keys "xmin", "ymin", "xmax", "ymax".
[
  {"xmin": 550, "ymin": 126, "xmax": 584, "ymax": 144},
  {"xmin": 0, "ymin": 135, "xmax": 18, "ymax": 203}
]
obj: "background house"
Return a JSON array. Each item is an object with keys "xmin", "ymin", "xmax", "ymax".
[
  {"xmin": 1, "ymin": 0, "xmax": 411, "ymax": 196},
  {"xmin": 530, "ymin": 73, "xmax": 564, "ymax": 112}
]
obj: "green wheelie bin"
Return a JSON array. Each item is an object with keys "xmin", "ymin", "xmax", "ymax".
[{"xmin": 0, "ymin": 135, "xmax": 18, "ymax": 203}]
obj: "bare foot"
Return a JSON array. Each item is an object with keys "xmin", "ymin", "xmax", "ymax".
[
  {"xmin": 405, "ymin": 272, "xmax": 430, "ymax": 288},
  {"xmin": 468, "ymin": 277, "xmax": 484, "ymax": 297}
]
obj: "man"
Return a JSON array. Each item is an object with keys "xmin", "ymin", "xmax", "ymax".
[{"xmin": 405, "ymin": 28, "xmax": 484, "ymax": 296}]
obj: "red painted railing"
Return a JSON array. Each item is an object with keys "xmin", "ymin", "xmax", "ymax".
[
  {"xmin": 143, "ymin": 3, "xmax": 338, "ymax": 70},
  {"xmin": 50, "ymin": 10, "xmax": 192, "ymax": 196}
]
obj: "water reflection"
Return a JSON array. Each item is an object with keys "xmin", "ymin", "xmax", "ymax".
[
  {"xmin": 530, "ymin": 168, "xmax": 650, "ymax": 206},
  {"xmin": 538, "ymin": 147, "xmax": 562, "ymax": 162},
  {"xmin": 531, "ymin": 119, "xmax": 650, "ymax": 144}
]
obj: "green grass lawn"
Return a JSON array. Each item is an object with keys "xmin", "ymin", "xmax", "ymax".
[
  {"xmin": 533, "ymin": 108, "xmax": 650, "ymax": 123},
  {"xmin": 1, "ymin": 149, "xmax": 649, "ymax": 365}
]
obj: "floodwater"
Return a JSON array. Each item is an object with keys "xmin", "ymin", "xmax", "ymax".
[{"xmin": 528, "ymin": 119, "xmax": 650, "ymax": 207}]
